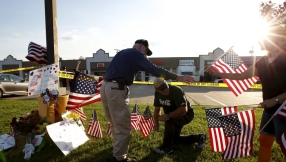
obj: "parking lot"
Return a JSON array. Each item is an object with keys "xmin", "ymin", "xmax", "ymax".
[{"xmin": 2, "ymin": 84, "xmax": 262, "ymax": 107}]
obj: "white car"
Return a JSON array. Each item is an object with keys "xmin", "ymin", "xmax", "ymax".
[{"xmin": 0, "ymin": 74, "xmax": 28, "ymax": 98}]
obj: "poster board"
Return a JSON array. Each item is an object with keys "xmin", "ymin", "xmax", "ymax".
[
  {"xmin": 28, "ymin": 63, "xmax": 59, "ymax": 96},
  {"xmin": 0, "ymin": 134, "xmax": 15, "ymax": 151},
  {"xmin": 46, "ymin": 121, "xmax": 89, "ymax": 155}
]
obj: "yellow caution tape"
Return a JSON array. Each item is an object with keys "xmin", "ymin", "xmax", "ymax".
[
  {"xmin": 133, "ymin": 81, "xmax": 262, "ymax": 89},
  {"xmin": 58, "ymin": 71, "xmax": 74, "ymax": 79},
  {"xmin": 0, "ymin": 66, "xmax": 40, "ymax": 73}
]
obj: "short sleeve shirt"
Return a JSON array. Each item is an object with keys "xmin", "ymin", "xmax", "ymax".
[
  {"xmin": 255, "ymin": 55, "xmax": 286, "ymax": 114},
  {"xmin": 153, "ymin": 84, "xmax": 193, "ymax": 114}
]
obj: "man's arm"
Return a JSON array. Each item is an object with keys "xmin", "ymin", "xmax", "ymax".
[
  {"xmin": 153, "ymin": 107, "xmax": 161, "ymax": 131},
  {"xmin": 207, "ymin": 65, "xmax": 258, "ymax": 80},
  {"xmin": 157, "ymin": 106, "xmax": 188, "ymax": 122}
]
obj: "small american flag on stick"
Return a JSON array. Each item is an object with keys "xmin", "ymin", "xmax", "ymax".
[
  {"xmin": 275, "ymin": 100, "xmax": 286, "ymax": 120},
  {"xmin": 205, "ymin": 106, "xmax": 237, "ymax": 152},
  {"xmin": 279, "ymin": 130, "xmax": 286, "ymax": 157},
  {"xmin": 219, "ymin": 109, "xmax": 255, "ymax": 160},
  {"xmin": 66, "ymin": 71, "xmax": 101, "ymax": 120},
  {"xmin": 131, "ymin": 104, "xmax": 142, "ymax": 131},
  {"xmin": 87, "ymin": 109, "xmax": 103, "ymax": 138},
  {"xmin": 211, "ymin": 49, "xmax": 258, "ymax": 96},
  {"xmin": 139, "ymin": 106, "xmax": 154, "ymax": 137},
  {"xmin": 26, "ymin": 42, "xmax": 48, "ymax": 65},
  {"xmin": 106, "ymin": 122, "xmax": 111, "ymax": 135}
]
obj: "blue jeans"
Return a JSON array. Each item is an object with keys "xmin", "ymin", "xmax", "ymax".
[{"xmin": 260, "ymin": 110, "xmax": 286, "ymax": 143}]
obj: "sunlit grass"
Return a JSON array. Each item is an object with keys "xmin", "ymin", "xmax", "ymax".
[{"xmin": 0, "ymin": 100, "xmax": 285, "ymax": 162}]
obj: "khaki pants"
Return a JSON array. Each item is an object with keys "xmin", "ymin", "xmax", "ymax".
[{"xmin": 100, "ymin": 81, "xmax": 131, "ymax": 161}]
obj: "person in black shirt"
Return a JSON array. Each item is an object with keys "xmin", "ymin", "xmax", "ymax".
[
  {"xmin": 207, "ymin": 24, "xmax": 286, "ymax": 161},
  {"xmin": 153, "ymin": 77, "xmax": 206, "ymax": 154}
]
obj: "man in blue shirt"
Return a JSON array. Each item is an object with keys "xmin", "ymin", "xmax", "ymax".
[{"xmin": 101, "ymin": 39, "xmax": 195, "ymax": 162}]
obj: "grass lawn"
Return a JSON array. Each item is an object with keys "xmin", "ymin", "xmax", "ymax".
[{"xmin": 0, "ymin": 100, "xmax": 285, "ymax": 162}]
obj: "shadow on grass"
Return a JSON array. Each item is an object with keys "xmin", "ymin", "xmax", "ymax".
[{"xmin": 139, "ymin": 143, "xmax": 203, "ymax": 162}]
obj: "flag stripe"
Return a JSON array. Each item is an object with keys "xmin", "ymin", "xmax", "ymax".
[
  {"xmin": 222, "ymin": 109, "xmax": 255, "ymax": 160},
  {"xmin": 66, "ymin": 72, "xmax": 102, "ymax": 120},
  {"xmin": 26, "ymin": 42, "xmax": 48, "ymax": 65},
  {"xmin": 212, "ymin": 50, "xmax": 258, "ymax": 96},
  {"xmin": 276, "ymin": 101, "xmax": 286, "ymax": 120},
  {"xmin": 139, "ymin": 106, "xmax": 154, "ymax": 137},
  {"xmin": 279, "ymin": 130, "xmax": 286, "ymax": 156},
  {"xmin": 87, "ymin": 109, "xmax": 103, "ymax": 138}
]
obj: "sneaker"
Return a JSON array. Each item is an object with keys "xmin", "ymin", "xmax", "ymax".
[
  {"xmin": 196, "ymin": 133, "xmax": 206, "ymax": 149},
  {"xmin": 154, "ymin": 146, "xmax": 173, "ymax": 154},
  {"xmin": 113, "ymin": 156, "xmax": 136, "ymax": 162}
]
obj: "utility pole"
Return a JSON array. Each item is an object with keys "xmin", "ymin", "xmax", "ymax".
[
  {"xmin": 249, "ymin": 46, "xmax": 254, "ymax": 56},
  {"xmin": 44, "ymin": 0, "xmax": 65, "ymax": 95},
  {"xmin": 45, "ymin": 0, "xmax": 59, "ymax": 64}
]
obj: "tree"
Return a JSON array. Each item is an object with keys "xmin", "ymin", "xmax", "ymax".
[{"xmin": 79, "ymin": 56, "xmax": 85, "ymax": 60}]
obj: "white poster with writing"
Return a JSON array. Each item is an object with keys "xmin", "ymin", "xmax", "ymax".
[
  {"xmin": 28, "ymin": 63, "xmax": 59, "ymax": 96},
  {"xmin": 46, "ymin": 121, "xmax": 89, "ymax": 155},
  {"xmin": 0, "ymin": 134, "xmax": 15, "ymax": 151}
]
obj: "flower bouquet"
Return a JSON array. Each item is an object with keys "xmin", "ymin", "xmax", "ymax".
[
  {"xmin": 10, "ymin": 110, "xmax": 47, "ymax": 137},
  {"xmin": 8, "ymin": 110, "xmax": 47, "ymax": 158}
]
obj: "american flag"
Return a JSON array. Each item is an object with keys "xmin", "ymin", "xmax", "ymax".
[
  {"xmin": 279, "ymin": 130, "xmax": 286, "ymax": 157},
  {"xmin": 218, "ymin": 109, "xmax": 255, "ymax": 160},
  {"xmin": 26, "ymin": 42, "xmax": 48, "ymax": 64},
  {"xmin": 275, "ymin": 100, "xmax": 286, "ymax": 120},
  {"xmin": 131, "ymin": 104, "xmax": 142, "ymax": 131},
  {"xmin": 205, "ymin": 106, "xmax": 237, "ymax": 152},
  {"xmin": 66, "ymin": 71, "xmax": 101, "ymax": 120},
  {"xmin": 106, "ymin": 122, "xmax": 111, "ymax": 135},
  {"xmin": 211, "ymin": 49, "xmax": 258, "ymax": 96},
  {"xmin": 87, "ymin": 109, "xmax": 103, "ymax": 138},
  {"xmin": 139, "ymin": 106, "xmax": 154, "ymax": 137}
]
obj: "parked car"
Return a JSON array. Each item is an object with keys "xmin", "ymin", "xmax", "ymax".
[
  {"xmin": 0, "ymin": 74, "xmax": 28, "ymax": 98},
  {"xmin": 214, "ymin": 78, "xmax": 224, "ymax": 83}
]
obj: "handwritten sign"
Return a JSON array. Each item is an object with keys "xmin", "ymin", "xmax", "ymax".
[
  {"xmin": 0, "ymin": 134, "xmax": 15, "ymax": 151},
  {"xmin": 28, "ymin": 63, "xmax": 59, "ymax": 96},
  {"xmin": 46, "ymin": 121, "xmax": 89, "ymax": 155}
]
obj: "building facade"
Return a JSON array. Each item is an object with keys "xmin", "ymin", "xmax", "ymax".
[{"xmin": 0, "ymin": 48, "xmax": 263, "ymax": 82}]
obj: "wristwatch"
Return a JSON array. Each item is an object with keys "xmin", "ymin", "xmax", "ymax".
[
  {"xmin": 275, "ymin": 96, "xmax": 279, "ymax": 103},
  {"xmin": 167, "ymin": 113, "xmax": 172, "ymax": 119}
]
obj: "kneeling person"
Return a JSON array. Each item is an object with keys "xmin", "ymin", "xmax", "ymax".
[{"xmin": 153, "ymin": 78, "xmax": 206, "ymax": 154}]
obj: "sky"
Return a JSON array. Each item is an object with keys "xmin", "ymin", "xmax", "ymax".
[{"xmin": 0, "ymin": 0, "xmax": 284, "ymax": 61}]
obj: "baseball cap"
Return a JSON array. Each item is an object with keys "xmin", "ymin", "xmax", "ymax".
[
  {"xmin": 135, "ymin": 39, "xmax": 152, "ymax": 56},
  {"xmin": 154, "ymin": 77, "xmax": 169, "ymax": 91}
]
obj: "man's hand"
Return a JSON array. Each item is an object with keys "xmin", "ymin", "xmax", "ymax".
[
  {"xmin": 176, "ymin": 75, "xmax": 195, "ymax": 84},
  {"xmin": 158, "ymin": 114, "xmax": 170, "ymax": 122},
  {"xmin": 207, "ymin": 67, "xmax": 220, "ymax": 77}
]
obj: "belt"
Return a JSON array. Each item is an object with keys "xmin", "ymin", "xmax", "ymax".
[
  {"xmin": 104, "ymin": 78, "xmax": 129, "ymax": 86},
  {"xmin": 104, "ymin": 78, "xmax": 119, "ymax": 82}
]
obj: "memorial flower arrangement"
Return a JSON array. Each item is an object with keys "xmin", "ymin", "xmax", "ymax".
[{"xmin": 10, "ymin": 110, "xmax": 47, "ymax": 136}]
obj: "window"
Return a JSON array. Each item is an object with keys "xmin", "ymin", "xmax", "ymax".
[
  {"xmin": 9, "ymin": 75, "xmax": 23, "ymax": 82},
  {"xmin": 0, "ymin": 75, "xmax": 9, "ymax": 81}
]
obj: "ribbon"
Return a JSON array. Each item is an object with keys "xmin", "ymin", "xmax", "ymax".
[
  {"xmin": 23, "ymin": 144, "xmax": 34, "ymax": 160},
  {"xmin": 41, "ymin": 89, "xmax": 61, "ymax": 123},
  {"xmin": 50, "ymin": 90, "xmax": 60, "ymax": 122}
]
